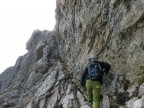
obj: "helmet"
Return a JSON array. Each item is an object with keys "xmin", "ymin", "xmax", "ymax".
[
  {"xmin": 90, "ymin": 54, "xmax": 97, "ymax": 59},
  {"xmin": 89, "ymin": 54, "xmax": 97, "ymax": 63}
]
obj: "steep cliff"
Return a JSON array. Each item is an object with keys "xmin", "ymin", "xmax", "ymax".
[{"xmin": 0, "ymin": 0, "xmax": 144, "ymax": 108}]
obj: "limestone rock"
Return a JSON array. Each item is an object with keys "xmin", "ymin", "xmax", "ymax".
[
  {"xmin": 102, "ymin": 94, "xmax": 110, "ymax": 108},
  {"xmin": 26, "ymin": 102, "xmax": 32, "ymax": 108},
  {"xmin": 126, "ymin": 97, "xmax": 138, "ymax": 108},
  {"xmin": 134, "ymin": 96, "xmax": 144, "ymax": 108},
  {"xmin": 76, "ymin": 91, "xmax": 91, "ymax": 107},
  {"xmin": 127, "ymin": 84, "xmax": 139, "ymax": 98},
  {"xmin": 62, "ymin": 93, "xmax": 77, "ymax": 108},
  {"xmin": 0, "ymin": 0, "xmax": 144, "ymax": 108},
  {"xmin": 35, "ymin": 70, "xmax": 58, "ymax": 97},
  {"xmin": 138, "ymin": 83, "xmax": 144, "ymax": 97}
]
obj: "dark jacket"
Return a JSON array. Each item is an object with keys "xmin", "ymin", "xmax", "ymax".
[{"xmin": 80, "ymin": 61, "xmax": 111, "ymax": 86}]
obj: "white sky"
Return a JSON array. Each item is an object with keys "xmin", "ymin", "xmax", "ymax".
[{"xmin": 0, "ymin": 0, "xmax": 56, "ymax": 73}]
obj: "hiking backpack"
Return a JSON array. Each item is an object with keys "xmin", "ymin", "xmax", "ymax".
[{"xmin": 88, "ymin": 63, "xmax": 103, "ymax": 80}]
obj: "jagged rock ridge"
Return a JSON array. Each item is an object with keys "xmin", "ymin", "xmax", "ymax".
[{"xmin": 0, "ymin": 0, "xmax": 144, "ymax": 108}]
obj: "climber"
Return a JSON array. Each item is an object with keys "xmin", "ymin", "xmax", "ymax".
[{"xmin": 80, "ymin": 54, "xmax": 111, "ymax": 108}]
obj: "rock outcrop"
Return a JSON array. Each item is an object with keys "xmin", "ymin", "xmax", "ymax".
[{"xmin": 0, "ymin": 0, "xmax": 144, "ymax": 108}]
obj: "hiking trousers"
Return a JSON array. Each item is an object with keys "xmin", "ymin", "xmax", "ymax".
[{"xmin": 86, "ymin": 80, "xmax": 101, "ymax": 108}]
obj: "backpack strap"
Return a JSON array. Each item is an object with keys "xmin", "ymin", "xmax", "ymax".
[
  {"xmin": 98, "ymin": 63, "xmax": 102, "ymax": 71},
  {"xmin": 88, "ymin": 64, "xmax": 91, "ymax": 79}
]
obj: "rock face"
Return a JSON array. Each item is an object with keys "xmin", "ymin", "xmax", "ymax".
[{"xmin": 0, "ymin": 0, "xmax": 144, "ymax": 108}]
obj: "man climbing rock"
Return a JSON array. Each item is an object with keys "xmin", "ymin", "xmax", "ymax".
[{"xmin": 81, "ymin": 54, "xmax": 111, "ymax": 108}]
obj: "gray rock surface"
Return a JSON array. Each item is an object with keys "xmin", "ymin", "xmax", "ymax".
[
  {"xmin": 102, "ymin": 94, "xmax": 110, "ymax": 108},
  {"xmin": 126, "ymin": 97, "xmax": 138, "ymax": 108},
  {"xmin": 134, "ymin": 96, "xmax": 144, "ymax": 108},
  {"xmin": 0, "ymin": 0, "xmax": 144, "ymax": 108},
  {"xmin": 138, "ymin": 83, "xmax": 144, "ymax": 97}
]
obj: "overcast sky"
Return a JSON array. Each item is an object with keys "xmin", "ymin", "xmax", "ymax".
[{"xmin": 0, "ymin": 0, "xmax": 56, "ymax": 73}]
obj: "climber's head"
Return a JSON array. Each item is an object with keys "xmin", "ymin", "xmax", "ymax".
[{"xmin": 89, "ymin": 54, "xmax": 97, "ymax": 63}]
